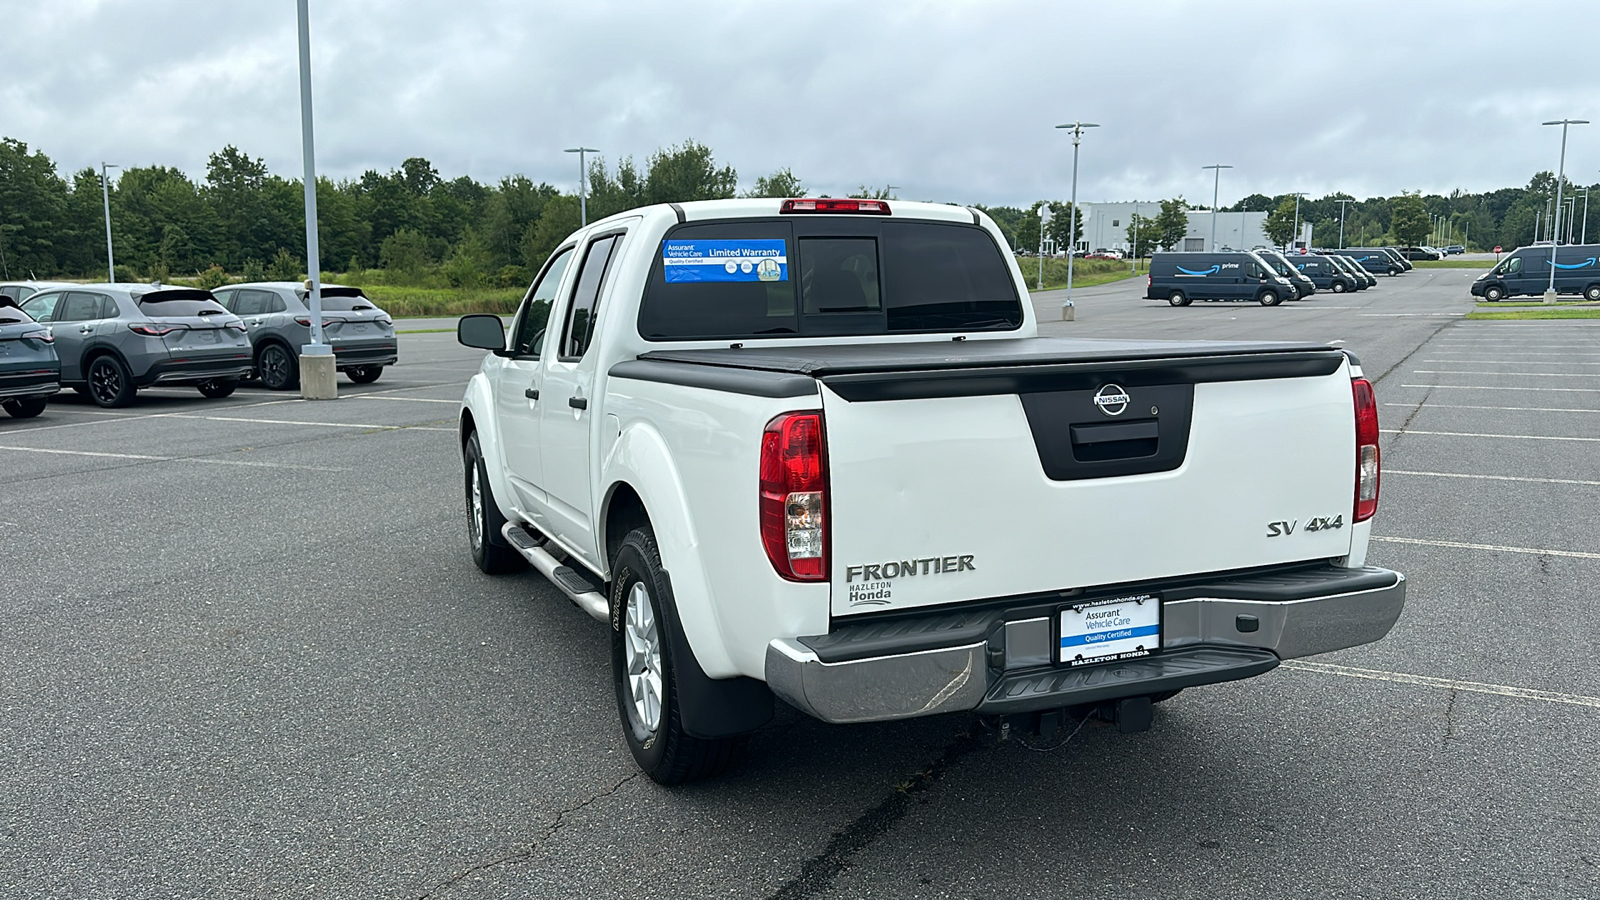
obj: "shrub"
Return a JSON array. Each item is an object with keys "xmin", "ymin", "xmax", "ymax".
[{"xmin": 195, "ymin": 264, "xmax": 230, "ymax": 290}]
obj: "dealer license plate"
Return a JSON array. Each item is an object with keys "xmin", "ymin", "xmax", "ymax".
[{"xmin": 1058, "ymin": 593, "xmax": 1160, "ymax": 666}]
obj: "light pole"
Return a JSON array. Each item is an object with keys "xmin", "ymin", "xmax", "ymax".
[
  {"xmin": 1130, "ymin": 206, "xmax": 1140, "ymax": 273},
  {"xmin": 295, "ymin": 0, "xmax": 335, "ymax": 399},
  {"xmin": 1582, "ymin": 185, "xmax": 1591, "ymax": 244},
  {"xmin": 1056, "ymin": 122, "xmax": 1098, "ymax": 319},
  {"xmin": 1288, "ymin": 191, "xmax": 1307, "ymax": 252},
  {"xmin": 1036, "ymin": 203, "xmax": 1051, "ymax": 289},
  {"xmin": 565, "ymin": 147, "xmax": 598, "ymax": 226},
  {"xmin": 1202, "ymin": 164, "xmax": 1232, "ymax": 251},
  {"xmin": 885, "ymin": 184, "xmax": 901, "ymax": 200},
  {"xmin": 100, "ymin": 163, "xmax": 119, "ymax": 283},
  {"xmin": 1542, "ymin": 119, "xmax": 1588, "ymax": 302}
]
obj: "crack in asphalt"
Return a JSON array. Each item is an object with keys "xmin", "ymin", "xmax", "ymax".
[
  {"xmin": 1368, "ymin": 316, "xmax": 1460, "ymax": 388},
  {"xmin": 415, "ymin": 771, "xmax": 643, "ymax": 899},
  {"xmin": 764, "ymin": 728, "xmax": 988, "ymax": 900},
  {"xmin": 1442, "ymin": 689, "xmax": 1460, "ymax": 748}
]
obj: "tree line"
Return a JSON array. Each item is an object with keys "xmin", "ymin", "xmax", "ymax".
[{"xmin": 3, "ymin": 133, "xmax": 1593, "ymax": 288}]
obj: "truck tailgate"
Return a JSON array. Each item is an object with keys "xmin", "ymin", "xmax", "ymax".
[{"xmin": 641, "ymin": 337, "xmax": 1354, "ymax": 617}]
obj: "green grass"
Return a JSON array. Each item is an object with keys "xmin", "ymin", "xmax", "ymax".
[
  {"xmin": 1465, "ymin": 308, "xmax": 1600, "ymax": 320},
  {"xmin": 354, "ymin": 285, "xmax": 523, "ymax": 318},
  {"xmin": 1411, "ymin": 258, "xmax": 1494, "ymax": 268},
  {"xmin": 1018, "ymin": 256, "xmax": 1142, "ymax": 292}
]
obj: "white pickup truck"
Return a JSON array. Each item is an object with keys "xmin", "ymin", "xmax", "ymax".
[{"xmin": 455, "ymin": 197, "xmax": 1405, "ymax": 784}]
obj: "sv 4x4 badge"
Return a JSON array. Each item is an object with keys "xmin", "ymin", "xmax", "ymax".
[{"xmin": 1266, "ymin": 515, "xmax": 1343, "ymax": 537}]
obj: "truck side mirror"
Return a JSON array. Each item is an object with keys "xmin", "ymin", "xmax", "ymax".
[{"xmin": 458, "ymin": 314, "xmax": 508, "ymax": 353}]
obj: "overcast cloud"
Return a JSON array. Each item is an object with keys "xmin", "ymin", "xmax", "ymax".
[{"xmin": 5, "ymin": 0, "xmax": 1599, "ymax": 207}]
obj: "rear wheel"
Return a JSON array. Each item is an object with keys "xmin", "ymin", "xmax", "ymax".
[
  {"xmin": 463, "ymin": 431, "xmax": 524, "ymax": 575},
  {"xmin": 197, "ymin": 379, "xmax": 237, "ymax": 399},
  {"xmin": 1483, "ymin": 284, "xmax": 1505, "ymax": 302},
  {"xmin": 612, "ymin": 527, "xmax": 747, "ymax": 784},
  {"xmin": 2, "ymin": 398, "xmax": 47, "ymax": 418},
  {"xmin": 1585, "ymin": 284, "xmax": 1600, "ymax": 302},
  {"xmin": 257, "ymin": 344, "xmax": 299, "ymax": 391},
  {"xmin": 87, "ymin": 355, "xmax": 135, "ymax": 408},
  {"xmin": 345, "ymin": 365, "xmax": 383, "ymax": 384},
  {"xmin": 1258, "ymin": 289, "xmax": 1281, "ymax": 307},
  {"xmin": 1167, "ymin": 290, "xmax": 1189, "ymax": 307}
]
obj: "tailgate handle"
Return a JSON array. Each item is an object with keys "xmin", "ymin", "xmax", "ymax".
[{"xmin": 1069, "ymin": 421, "xmax": 1159, "ymax": 445}]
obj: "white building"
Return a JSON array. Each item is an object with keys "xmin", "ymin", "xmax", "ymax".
[
  {"xmin": 1180, "ymin": 210, "xmax": 1270, "ymax": 252},
  {"xmin": 1073, "ymin": 201, "xmax": 1164, "ymax": 253}
]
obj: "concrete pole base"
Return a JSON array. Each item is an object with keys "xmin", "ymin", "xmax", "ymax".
[
  {"xmin": 1061, "ymin": 301, "xmax": 1076, "ymax": 321},
  {"xmin": 1543, "ymin": 289, "xmax": 1559, "ymax": 306},
  {"xmin": 299, "ymin": 346, "xmax": 337, "ymax": 400}
]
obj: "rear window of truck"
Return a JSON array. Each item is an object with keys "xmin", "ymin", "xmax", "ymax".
[{"xmin": 637, "ymin": 219, "xmax": 1022, "ymax": 340}]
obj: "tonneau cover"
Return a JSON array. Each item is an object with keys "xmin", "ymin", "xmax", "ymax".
[{"xmin": 637, "ymin": 336, "xmax": 1338, "ymax": 377}]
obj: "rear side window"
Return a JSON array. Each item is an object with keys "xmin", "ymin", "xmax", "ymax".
[
  {"xmin": 233, "ymin": 290, "xmax": 287, "ymax": 315},
  {"xmin": 638, "ymin": 219, "xmax": 1020, "ymax": 340},
  {"xmin": 58, "ymin": 292, "xmax": 110, "ymax": 322},
  {"xmin": 137, "ymin": 289, "xmax": 227, "ymax": 316},
  {"xmin": 560, "ymin": 234, "xmax": 620, "ymax": 360}
]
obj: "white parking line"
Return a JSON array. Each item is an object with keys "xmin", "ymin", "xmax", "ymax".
[
  {"xmin": 0, "ymin": 444, "xmax": 344, "ymax": 470},
  {"xmin": 1384, "ymin": 403, "xmax": 1600, "ymax": 414},
  {"xmin": 1414, "ymin": 369, "xmax": 1600, "ymax": 378},
  {"xmin": 1382, "ymin": 428, "xmax": 1600, "ymax": 443},
  {"xmin": 1386, "ymin": 469, "xmax": 1600, "ymax": 487},
  {"xmin": 0, "ymin": 445, "xmax": 165, "ymax": 460},
  {"xmin": 1401, "ymin": 384, "xmax": 1600, "ymax": 393},
  {"xmin": 346, "ymin": 395, "xmax": 459, "ymax": 404},
  {"xmin": 1370, "ymin": 535, "xmax": 1600, "ymax": 559},
  {"xmin": 1283, "ymin": 661, "xmax": 1600, "ymax": 709},
  {"xmin": 163, "ymin": 413, "xmax": 446, "ymax": 431}
]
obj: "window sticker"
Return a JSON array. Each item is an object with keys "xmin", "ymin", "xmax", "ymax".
[{"xmin": 663, "ymin": 239, "xmax": 788, "ymax": 283}]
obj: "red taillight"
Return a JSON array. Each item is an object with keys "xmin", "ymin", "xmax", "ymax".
[
  {"xmin": 294, "ymin": 316, "xmax": 335, "ymax": 327},
  {"xmin": 127, "ymin": 322, "xmax": 187, "ymax": 337},
  {"xmin": 21, "ymin": 328, "xmax": 53, "ymax": 343},
  {"xmin": 1146, "ymin": 274, "xmax": 1152, "ymax": 289},
  {"xmin": 1353, "ymin": 378, "xmax": 1380, "ymax": 522},
  {"xmin": 760, "ymin": 411, "xmax": 828, "ymax": 581},
  {"xmin": 780, "ymin": 198, "xmax": 891, "ymax": 215}
]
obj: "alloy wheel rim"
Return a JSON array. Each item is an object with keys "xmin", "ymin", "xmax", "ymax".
[
  {"xmin": 91, "ymin": 362, "xmax": 120, "ymax": 403},
  {"xmin": 263, "ymin": 349, "xmax": 287, "ymax": 386},
  {"xmin": 468, "ymin": 464, "xmax": 484, "ymax": 550},
  {"xmin": 624, "ymin": 582, "xmax": 664, "ymax": 735}
]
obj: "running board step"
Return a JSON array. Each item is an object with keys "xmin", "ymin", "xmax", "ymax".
[{"xmin": 501, "ymin": 523, "xmax": 609, "ymax": 624}]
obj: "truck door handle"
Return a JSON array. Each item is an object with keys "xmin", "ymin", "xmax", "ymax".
[
  {"xmin": 568, "ymin": 396, "xmax": 588, "ymax": 410},
  {"xmin": 524, "ymin": 388, "xmax": 539, "ymax": 400}
]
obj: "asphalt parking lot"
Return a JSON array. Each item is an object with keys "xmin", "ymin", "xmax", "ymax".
[{"xmin": 4, "ymin": 269, "xmax": 1598, "ymax": 899}]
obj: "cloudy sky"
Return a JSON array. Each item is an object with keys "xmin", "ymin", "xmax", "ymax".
[{"xmin": 5, "ymin": 0, "xmax": 1599, "ymax": 207}]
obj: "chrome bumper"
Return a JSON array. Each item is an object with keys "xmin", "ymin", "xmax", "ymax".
[{"xmin": 765, "ymin": 569, "xmax": 1406, "ymax": 724}]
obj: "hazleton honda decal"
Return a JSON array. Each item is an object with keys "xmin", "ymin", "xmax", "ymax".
[{"xmin": 843, "ymin": 555, "xmax": 976, "ymax": 607}]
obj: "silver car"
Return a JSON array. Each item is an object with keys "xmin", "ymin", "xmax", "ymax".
[
  {"xmin": 211, "ymin": 282, "xmax": 398, "ymax": 390},
  {"xmin": 18, "ymin": 283, "xmax": 252, "ymax": 407}
]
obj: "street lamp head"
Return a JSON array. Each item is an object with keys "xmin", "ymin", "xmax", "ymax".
[
  {"xmin": 1201, "ymin": 164, "xmax": 1233, "ymax": 171},
  {"xmin": 1542, "ymin": 119, "xmax": 1590, "ymax": 126}
]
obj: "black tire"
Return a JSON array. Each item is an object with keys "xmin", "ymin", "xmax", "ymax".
[
  {"xmin": 257, "ymin": 343, "xmax": 299, "ymax": 391},
  {"xmin": 1167, "ymin": 290, "xmax": 1189, "ymax": 307},
  {"xmin": 1585, "ymin": 284, "xmax": 1600, "ymax": 302},
  {"xmin": 2, "ymin": 398, "xmax": 47, "ymax": 418},
  {"xmin": 197, "ymin": 379, "xmax": 238, "ymax": 399},
  {"xmin": 611, "ymin": 527, "xmax": 746, "ymax": 784},
  {"xmin": 1258, "ymin": 289, "xmax": 1281, "ymax": 307},
  {"xmin": 1483, "ymin": 284, "xmax": 1505, "ymax": 302},
  {"xmin": 1332, "ymin": 280, "xmax": 1348, "ymax": 293},
  {"xmin": 345, "ymin": 365, "xmax": 383, "ymax": 384},
  {"xmin": 86, "ymin": 355, "xmax": 135, "ymax": 408},
  {"xmin": 463, "ymin": 431, "xmax": 525, "ymax": 575}
]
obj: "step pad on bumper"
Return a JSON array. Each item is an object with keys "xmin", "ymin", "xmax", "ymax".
[{"xmin": 977, "ymin": 646, "xmax": 1280, "ymax": 715}]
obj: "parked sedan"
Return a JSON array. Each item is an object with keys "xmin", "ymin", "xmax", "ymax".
[
  {"xmin": 0, "ymin": 303, "xmax": 60, "ymax": 418},
  {"xmin": 211, "ymin": 283, "xmax": 397, "ymax": 390},
  {"xmin": 18, "ymin": 284, "xmax": 252, "ymax": 407}
]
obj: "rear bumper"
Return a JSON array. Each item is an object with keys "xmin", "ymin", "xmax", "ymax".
[
  {"xmin": 765, "ymin": 565, "xmax": 1405, "ymax": 724},
  {"xmin": 140, "ymin": 355, "xmax": 254, "ymax": 386},
  {"xmin": 332, "ymin": 342, "xmax": 397, "ymax": 368},
  {"xmin": 0, "ymin": 369, "xmax": 62, "ymax": 400}
]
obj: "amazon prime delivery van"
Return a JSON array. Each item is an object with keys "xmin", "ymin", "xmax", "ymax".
[
  {"xmin": 1289, "ymin": 255, "xmax": 1360, "ymax": 293},
  {"xmin": 1146, "ymin": 251, "xmax": 1294, "ymax": 306},
  {"xmin": 1472, "ymin": 243, "xmax": 1600, "ymax": 301},
  {"xmin": 1343, "ymin": 249, "xmax": 1404, "ymax": 276}
]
